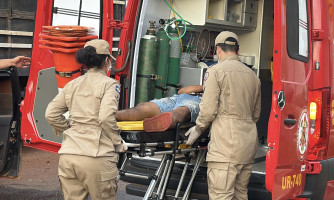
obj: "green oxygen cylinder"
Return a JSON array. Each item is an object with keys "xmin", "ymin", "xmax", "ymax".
[
  {"xmin": 165, "ymin": 26, "xmax": 181, "ymax": 97},
  {"xmin": 155, "ymin": 25, "xmax": 170, "ymax": 99},
  {"xmin": 135, "ymin": 21, "xmax": 158, "ymax": 105}
]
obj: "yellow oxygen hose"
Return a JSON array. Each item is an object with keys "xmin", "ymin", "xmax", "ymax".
[{"xmin": 169, "ymin": 0, "xmax": 183, "ymax": 52}]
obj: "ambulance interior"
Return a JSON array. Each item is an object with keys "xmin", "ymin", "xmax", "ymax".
[{"xmin": 124, "ymin": 0, "xmax": 274, "ymax": 195}]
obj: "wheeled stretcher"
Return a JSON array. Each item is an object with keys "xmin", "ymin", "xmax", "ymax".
[{"xmin": 117, "ymin": 121, "xmax": 209, "ymax": 200}]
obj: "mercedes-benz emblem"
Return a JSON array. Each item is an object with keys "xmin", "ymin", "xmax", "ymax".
[{"xmin": 277, "ymin": 91, "xmax": 286, "ymax": 109}]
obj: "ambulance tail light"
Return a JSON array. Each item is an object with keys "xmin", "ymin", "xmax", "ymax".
[
  {"xmin": 307, "ymin": 90, "xmax": 330, "ymax": 161},
  {"xmin": 309, "ymin": 102, "xmax": 317, "ymax": 134}
]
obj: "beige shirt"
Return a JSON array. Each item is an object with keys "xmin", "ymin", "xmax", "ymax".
[
  {"xmin": 196, "ymin": 55, "xmax": 261, "ymax": 164},
  {"xmin": 45, "ymin": 68, "xmax": 121, "ymax": 160}
]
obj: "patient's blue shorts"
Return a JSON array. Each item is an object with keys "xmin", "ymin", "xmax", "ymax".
[{"xmin": 150, "ymin": 94, "xmax": 201, "ymax": 122}]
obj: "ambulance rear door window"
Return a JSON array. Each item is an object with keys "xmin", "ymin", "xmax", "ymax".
[
  {"xmin": 286, "ymin": 0, "xmax": 309, "ymax": 63},
  {"xmin": 51, "ymin": 0, "xmax": 102, "ymax": 37}
]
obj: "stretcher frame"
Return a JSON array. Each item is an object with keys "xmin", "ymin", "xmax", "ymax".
[{"xmin": 118, "ymin": 122, "xmax": 209, "ymax": 200}]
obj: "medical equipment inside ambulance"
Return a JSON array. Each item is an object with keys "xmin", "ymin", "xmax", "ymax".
[{"xmin": 131, "ymin": 0, "xmax": 258, "ymax": 107}]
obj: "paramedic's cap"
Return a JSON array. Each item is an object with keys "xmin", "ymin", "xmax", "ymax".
[
  {"xmin": 84, "ymin": 39, "xmax": 111, "ymax": 57},
  {"xmin": 215, "ymin": 31, "xmax": 239, "ymax": 46}
]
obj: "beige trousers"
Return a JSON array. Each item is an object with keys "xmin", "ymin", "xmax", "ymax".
[
  {"xmin": 207, "ymin": 162, "xmax": 252, "ymax": 200},
  {"xmin": 58, "ymin": 155, "xmax": 118, "ymax": 200}
]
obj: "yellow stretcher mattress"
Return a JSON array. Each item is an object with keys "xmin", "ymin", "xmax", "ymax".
[
  {"xmin": 117, "ymin": 121, "xmax": 144, "ymax": 131},
  {"xmin": 117, "ymin": 121, "xmax": 192, "ymax": 149},
  {"xmin": 118, "ymin": 121, "xmax": 209, "ymax": 145}
]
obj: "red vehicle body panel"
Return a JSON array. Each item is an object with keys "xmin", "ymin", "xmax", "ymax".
[
  {"xmin": 20, "ymin": 0, "xmax": 56, "ymax": 153},
  {"xmin": 326, "ymin": 0, "xmax": 334, "ymax": 159},
  {"xmin": 306, "ymin": 0, "xmax": 332, "ymax": 162},
  {"xmin": 324, "ymin": 180, "xmax": 334, "ymax": 199},
  {"xmin": 266, "ymin": 0, "xmax": 312, "ymax": 199},
  {"xmin": 309, "ymin": 0, "xmax": 330, "ymax": 91}
]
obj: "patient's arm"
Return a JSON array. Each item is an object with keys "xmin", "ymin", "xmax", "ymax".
[{"xmin": 178, "ymin": 85, "xmax": 204, "ymax": 94}]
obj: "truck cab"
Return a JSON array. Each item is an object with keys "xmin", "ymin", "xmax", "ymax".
[{"xmin": 1, "ymin": 0, "xmax": 334, "ymax": 199}]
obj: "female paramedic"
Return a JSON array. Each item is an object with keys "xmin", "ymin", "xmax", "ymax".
[{"xmin": 45, "ymin": 39, "xmax": 127, "ymax": 200}]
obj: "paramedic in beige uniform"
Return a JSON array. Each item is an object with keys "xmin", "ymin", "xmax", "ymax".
[
  {"xmin": 185, "ymin": 31, "xmax": 261, "ymax": 200},
  {"xmin": 45, "ymin": 39, "xmax": 127, "ymax": 200}
]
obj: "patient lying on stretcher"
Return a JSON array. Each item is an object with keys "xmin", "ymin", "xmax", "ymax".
[{"xmin": 116, "ymin": 85, "xmax": 203, "ymax": 132}]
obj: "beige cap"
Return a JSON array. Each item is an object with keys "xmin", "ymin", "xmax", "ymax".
[
  {"xmin": 84, "ymin": 39, "xmax": 111, "ymax": 56},
  {"xmin": 215, "ymin": 31, "xmax": 239, "ymax": 46}
]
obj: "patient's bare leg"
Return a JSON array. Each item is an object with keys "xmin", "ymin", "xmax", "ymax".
[
  {"xmin": 170, "ymin": 106, "xmax": 191, "ymax": 128},
  {"xmin": 143, "ymin": 106, "xmax": 191, "ymax": 132},
  {"xmin": 116, "ymin": 102, "xmax": 161, "ymax": 121}
]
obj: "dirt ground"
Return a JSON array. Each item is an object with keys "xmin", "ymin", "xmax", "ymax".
[{"xmin": 0, "ymin": 146, "xmax": 140, "ymax": 200}]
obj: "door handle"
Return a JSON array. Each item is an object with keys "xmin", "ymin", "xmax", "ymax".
[{"xmin": 284, "ymin": 118, "xmax": 297, "ymax": 125}]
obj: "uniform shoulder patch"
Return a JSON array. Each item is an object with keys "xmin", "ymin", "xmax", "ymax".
[
  {"xmin": 115, "ymin": 85, "xmax": 120, "ymax": 94},
  {"xmin": 204, "ymin": 71, "xmax": 209, "ymax": 81}
]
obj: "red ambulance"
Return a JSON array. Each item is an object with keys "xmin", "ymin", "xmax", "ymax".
[{"xmin": 1, "ymin": 0, "xmax": 334, "ymax": 199}]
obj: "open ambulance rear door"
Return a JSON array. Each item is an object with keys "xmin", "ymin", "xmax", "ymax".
[
  {"xmin": 0, "ymin": 68, "xmax": 22, "ymax": 178},
  {"xmin": 266, "ymin": 0, "xmax": 312, "ymax": 199}
]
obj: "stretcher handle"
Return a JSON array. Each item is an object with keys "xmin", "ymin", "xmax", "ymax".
[{"xmin": 175, "ymin": 122, "xmax": 195, "ymax": 152}]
